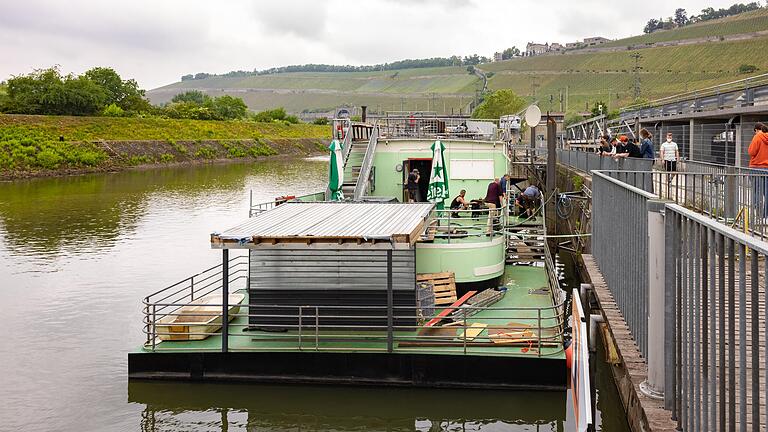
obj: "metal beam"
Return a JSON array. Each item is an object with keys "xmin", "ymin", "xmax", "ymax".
[{"xmin": 222, "ymin": 248, "xmax": 229, "ymax": 353}]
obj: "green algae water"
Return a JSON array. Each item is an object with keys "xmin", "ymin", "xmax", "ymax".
[{"xmin": 0, "ymin": 159, "xmax": 629, "ymax": 431}]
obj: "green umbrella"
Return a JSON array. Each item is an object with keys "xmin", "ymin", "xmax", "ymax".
[
  {"xmin": 427, "ymin": 140, "xmax": 449, "ymax": 210},
  {"xmin": 328, "ymin": 139, "xmax": 344, "ymax": 201}
]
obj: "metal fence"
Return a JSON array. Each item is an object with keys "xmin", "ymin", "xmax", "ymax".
[
  {"xmin": 377, "ymin": 116, "xmax": 499, "ymax": 140},
  {"xmin": 591, "ymin": 171, "xmax": 654, "ymax": 358},
  {"xmin": 141, "ymin": 252, "xmax": 567, "ymax": 357},
  {"xmin": 591, "ymin": 167, "xmax": 768, "ymax": 431},
  {"xmin": 603, "ymin": 169, "xmax": 768, "ymax": 242},
  {"xmin": 665, "ymin": 203, "xmax": 768, "ymax": 431},
  {"xmin": 249, "ymin": 190, "xmax": 327, "ymax": 217}
]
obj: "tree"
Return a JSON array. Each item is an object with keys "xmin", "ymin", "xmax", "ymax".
[
  {"xmin": 462, "ymin": 54, "xmax": 481, "ymax": 66},
  {"xmin": 643, "ymin": 18, "xmax": 661, "ymax": 33},
  {"xmin": 208, "ymin": 95, "xmax": 247, "ymax": 120},
  {"xmin": 171, "ymin": 90, "xmax": 210, "ymax": 105},
  {"xmin": 673, "ymin": 8, "xmax": 689, "ymax": 26},
  {"xmin": 738, "ymin": 64, "xmax": 759, "ymax": 74},
  {"xmin": 82, "ymin": 67, "xmax": 149, "ymax": 112},
  {"xmin": 3, "ymin": 67, "xmax": 107, "ymax": 116},
  {"xmin": 181, "ymin": 74, "xmax": 194, "ymax": 81},
  {"xmin": 591, "ymin": 101, "xmax": 608, "ymax": 117},
  {"xmin": 501, "ymin": 47, "xmax": 520, "ymax": 60},
  {"xmin": 471, "ymin": 89, "xmax": 526, "ymax": 119}
]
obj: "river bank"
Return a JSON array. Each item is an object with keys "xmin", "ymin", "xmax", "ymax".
[
  {"xmin": 0, "ymin": 114, "xmax": 331, "ymax": 180},
  {"xmin": 0, "ymin": 137, "xmax": 329, "ymax": 180}
]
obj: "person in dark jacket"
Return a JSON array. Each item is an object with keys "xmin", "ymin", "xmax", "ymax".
[
  {"xmin": 406, "ymin": 169, "xmax": 420, "ymax": 202},
  {"xmin": 639, "ymin": 128, "xmax": 655, "ymax": 159}
]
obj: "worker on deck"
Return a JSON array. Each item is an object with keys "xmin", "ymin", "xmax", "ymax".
[
  {"xmin": 406, "ymin": 169, "xmax": 421, "ymax": 202},
  {"xmin": 516, "ymin": 185, "xmax": 541, "ymax": 218},
  {"xmin": 450, "ymin": 189, "xmax": 469, "ymax": 216},
  {"xmin": 484, "ymin": 178, "xmax": 503, "ymax": 234}
]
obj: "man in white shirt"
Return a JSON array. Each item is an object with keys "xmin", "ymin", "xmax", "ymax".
[{"xmin": 660, "ymin": 132, "xmax": 679, "ymax": 171}]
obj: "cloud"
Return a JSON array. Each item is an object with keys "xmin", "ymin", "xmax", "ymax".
[
  {"xmin": 251, "ymin": 1, "xmax": 329, "ymax": 40},
  {"xmin": 0, "ymin": 0, "xmax": 747, "ymax": 89}
]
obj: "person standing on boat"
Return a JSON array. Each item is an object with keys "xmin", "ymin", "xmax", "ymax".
[
  {"xmin": 485, "ymin": 178, "xmax": 503, "ymax": 234},
  {"xmin": 407, "ymin": 169, "xmax": 421, "ymax": 202}
]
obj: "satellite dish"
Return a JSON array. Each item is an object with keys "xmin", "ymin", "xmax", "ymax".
[{"xmin": 524, "ymin": 105, "xmax": 542, "ymax": 128}]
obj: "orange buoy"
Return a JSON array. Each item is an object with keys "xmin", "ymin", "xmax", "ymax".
[{"xmin": 565, "ymin": 344, "xmax": 573, "ymax": 370}]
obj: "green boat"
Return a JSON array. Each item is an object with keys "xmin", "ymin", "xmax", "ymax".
[{"xmin": 129, "ymin": 115, "xmax": 568, "ymax": 390}]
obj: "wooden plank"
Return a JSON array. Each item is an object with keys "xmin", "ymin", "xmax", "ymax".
[
  {"xmin": 416, "ymin": 272, "xmax": 453, "ymax": 280},
  {"xmin": 424, "ymin": 291, "xmax": 477, "ymax": 327},
  {"xmin": 458, "ymin": 323, "xmax": 488, "ymax": 341}
]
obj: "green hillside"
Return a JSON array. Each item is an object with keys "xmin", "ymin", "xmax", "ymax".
[
  {"xmin": 149, "ymin": 9, "xmax": 768, "ymax": 115},
  {"xmin": 599, "ymin": 8, "xmax": 768, "ymax": 48},
  {"xmin": 484, "ymin": 36, "xmax": 768, "ymax": 112},
  {"xmin": 149, "ymin": 66, "xmax": 482, "ymax": 114}
]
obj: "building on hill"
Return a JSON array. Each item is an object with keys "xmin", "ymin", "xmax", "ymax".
[
  {"xmin": 526, "ymin": 42, "xmax": 549, "ymax": 56},
  {"xmin": 493, "ymin": 52, "xmax": 503, "ymax": 62},
  {"xmin": 549, "ymin": 43, "xmax": 565, "ymax": 52},
  {"xmin": 525, "ymin": 42, "xmax": 566, "ymax": 56},
  {"xmin": 583, "ymin": 36, "xmax": 611, "ymax": 46}
]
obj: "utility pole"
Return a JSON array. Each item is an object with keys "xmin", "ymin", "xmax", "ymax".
[
  {"xmin": 631, "ymin": 52, "xmax": 643, "ymax": 100},
  {"xmin": 559, "ymin": 89, "xmax": 564, "ymax": 112}
]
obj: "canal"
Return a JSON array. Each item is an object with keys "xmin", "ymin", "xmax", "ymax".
[{"xmin": 0, "ymin": 159, "xmax": 629, "ymax": 431}]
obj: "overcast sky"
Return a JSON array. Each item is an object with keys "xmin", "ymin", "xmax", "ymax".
[{"xmin": 0, "ymin": 0, "xmax": 745, "ymax": 89}]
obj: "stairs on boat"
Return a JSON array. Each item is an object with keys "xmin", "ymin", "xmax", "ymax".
[
  {"xmin": 341, "ymin": 139, "xmax": 368, "ymax": 198},
  {"xmin": 506, "ymin": 219, "xmax": 546, "ymax": 264}
]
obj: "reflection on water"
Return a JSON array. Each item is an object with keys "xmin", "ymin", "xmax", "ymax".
[
  {"xmin": 0, "ymin": 160, "xmax": 627, "ymax": 431},
  {"xmin": 129, "ymin": 381, "xmax": 566, "ymax": 432}
]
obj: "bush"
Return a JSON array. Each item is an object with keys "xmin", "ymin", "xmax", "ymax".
[
  {"xmin": 35, "ymin": 149, "xmax": 64, "ymax": 169},
  {"xmin": 253, "ymin": 107, "xmax": 288, "ymax": 123},
  {"xmin": 312, "ymin": 117, "xmax": 329, "ymax": 125},
  {"xmin": 127, "ymin": 155, "xmax": 153, "ymax": 165},
  {"xmin": 102, "ymin": 103, "xmax": 125, "ymax": 117},
  {"xmin": 159, "ymin": 153, "xmax": 175, "ymax": 163},
  {"xmin": 194, "ymin": 145, "xmax": 217, "ymax": 159},
  {"xmin": 738, "ymin": 64, "xmax": 759, "ymax": 74},
  {"xmin": 284, "ymin": 115, "xmax": 300, "ymax": 124}
]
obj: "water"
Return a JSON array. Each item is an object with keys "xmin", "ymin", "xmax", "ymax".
[{"xmin": 0, "ymin": 160, "xmax": 628, "ymax": 431}]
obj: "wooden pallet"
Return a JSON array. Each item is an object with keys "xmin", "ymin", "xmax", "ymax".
[{"xmin": 416, "ymin": 271, "xmax": 457, "ymax": 306}]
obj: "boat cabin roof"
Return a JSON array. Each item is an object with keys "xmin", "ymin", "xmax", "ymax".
[{"xmin": 211, "ymin": 202, "xmax": 434, "ymax": 249}]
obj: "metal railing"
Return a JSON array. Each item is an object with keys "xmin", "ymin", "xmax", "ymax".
[
  {"xmin": 142, "ymin": 255, "xmax": 567, "ymax": 357},
  {"xmin": 621, "ymin": 71, "xmax": 768, "ymax": 114},
  {"xmin": 591, "ymin": 171, "xmax": 654, "ymax": 358},
  {"xmin": 591, "ymin": 167, "xmax": 768, "ymax": 430},
  {"xmin": 377, "ymin": 116, "xmax": 500, "ymax": 140},
  {"xmin": 141, "ymin": 301, "xmax": 567, "ymax": 357},
  {"xmin": 603, "ymin": 169, "xmax": 768, "ymax": 241},
  {"xmin": 665, "ymin": 203, "xmax": 768, "ymax": 431},
  {"xmin": 249, "ymin": 190, "xmax": 327, "ymax": 217},
  {"xmin": 142, "ymin": 255, "xmax": 249, "ymax": 349},
  {"xmin": 425, "ymin": 205, "xmax": 508, "ymax": 243},
  {"xmin": 353, "ymin": 122, "xmax": 379, "ymax": 200}
]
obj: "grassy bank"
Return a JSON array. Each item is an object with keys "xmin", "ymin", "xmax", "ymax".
[{"xmin": 0, "ymin": 114, "xmax": 331, "ymax": 179}]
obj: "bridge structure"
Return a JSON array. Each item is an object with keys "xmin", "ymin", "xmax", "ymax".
[
  {"xmin": 556, "ymin": 149, "xmax": 768, "ymax": 431},
  {"xmin": 564, "ymin": 72, "xmax": 768, "ymax": 168}
]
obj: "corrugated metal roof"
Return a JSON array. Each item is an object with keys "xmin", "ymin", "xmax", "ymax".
[{"xmin": 213, "ymin": 202, "xmax": 434, "ymax": 246}]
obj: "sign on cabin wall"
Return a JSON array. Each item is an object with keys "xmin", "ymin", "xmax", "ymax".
[
  {"xmin": 449, "ymin": 159, "xmax": 494, "ymax": 180},
  {"xmin": 571, "ymin": 289, "xmax": 593, "ymax": 432}
]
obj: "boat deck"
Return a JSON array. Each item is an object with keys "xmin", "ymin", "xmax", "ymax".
[{"xmin": 138, "ymin": 265, "xmax": 564, "ymax": 360}]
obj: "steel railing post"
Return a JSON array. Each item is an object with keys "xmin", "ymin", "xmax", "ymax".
[
  {"xmin": 642, "ymin": 199, "xmax": 667, "ymax": 399},
  {"xmin": 298, "ymin": 306, "xmax": 302, "ymax": 351},
  {"xmin": 315, "ymin": 306, "xmax": 319, "ymax": 350},
  {"xmin": 151, "ymin": 304, "xmax": 157, "ymax": 352},
  {"xmin": 221, "ymin": 249, "xmax": 229, "ymax": 353},
  {"xmin": 386, "ymin": 250, "xmax": 393, "ymax": 353}
]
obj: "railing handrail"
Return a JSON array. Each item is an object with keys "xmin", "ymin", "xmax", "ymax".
[
  {"xmin": 353, "ymin": 121, "xmax": 379, "ymax": 200},
  {"xmin": 621, "ymin": 71, "xmax": 768, "ymax": 113}
]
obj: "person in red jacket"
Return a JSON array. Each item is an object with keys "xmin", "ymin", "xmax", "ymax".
[{"xmin": 748, "ymin": 122, "xmax": 768, "ymax": 216}]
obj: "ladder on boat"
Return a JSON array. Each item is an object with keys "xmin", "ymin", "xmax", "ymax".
[
  {"xmin": 339, "ymin": 122, "xmax": 379, "ymax": 200},
  {"xmin": 505, "ymin": 217, "xmax": 547, "ymax": 265}
]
